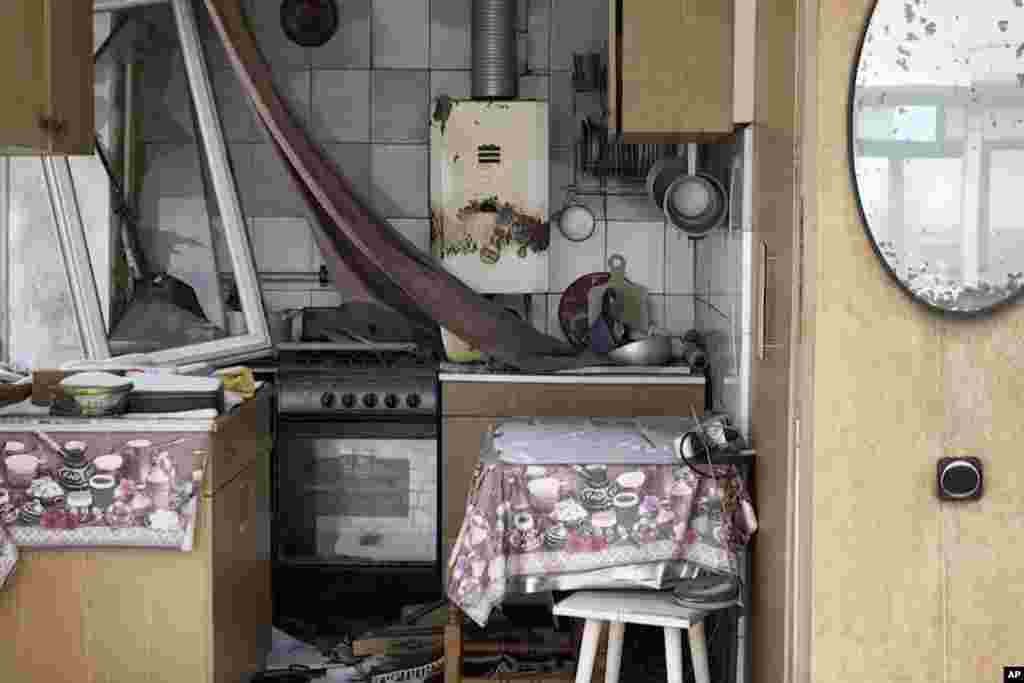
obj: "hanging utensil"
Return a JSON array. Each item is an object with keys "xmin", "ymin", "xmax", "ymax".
[{"xmin": 662, "ymin": 143, "xmax": 728, "ymax": 239}]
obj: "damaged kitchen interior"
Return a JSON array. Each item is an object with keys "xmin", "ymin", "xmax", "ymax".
[{"xmin": 0, "ymin": 0, "xmax": 792, "ymax": 682}]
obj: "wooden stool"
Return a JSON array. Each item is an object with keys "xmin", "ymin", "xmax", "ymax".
[{"xmin": 553, "ymin": 591, "xmax": 711, "ymax": 683}]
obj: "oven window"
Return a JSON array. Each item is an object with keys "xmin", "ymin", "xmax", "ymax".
[{"xmin": 277, "ymin": 437, "xmax": 437, "ymax": 564}]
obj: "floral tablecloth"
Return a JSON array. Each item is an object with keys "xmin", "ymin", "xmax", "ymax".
[
  {"xmin": 446, "ymin": 460, "xmax": 757, "ymax": 626},
  {"xmin": 0, "ymin": 429, "xmax": 212, "ymax": 589}
]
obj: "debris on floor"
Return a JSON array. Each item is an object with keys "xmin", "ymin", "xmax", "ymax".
[
  {"xmin": 258, "ymin": 599, "xmax": 584, "ymax": 681},
  {"xmin": 254, "ymin": 627, "xmax": 443, "ymax": 682}
]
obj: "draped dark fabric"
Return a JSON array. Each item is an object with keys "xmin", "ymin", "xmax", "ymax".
[{"xmin": 204, "ymin": 0, "xmax": 601, "ymax": 370}]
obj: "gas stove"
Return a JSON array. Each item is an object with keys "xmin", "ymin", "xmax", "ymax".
[
  {"xmin": 276, "ymin": 343, "xmax": 439, "ymax": 417},
  {"xmin": 275, "ymin": 305, "xmax": 442, "ymax": 417}
]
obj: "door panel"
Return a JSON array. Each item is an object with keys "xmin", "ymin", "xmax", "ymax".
[
  {"xmin": 942, "ymin": 315, "xmax": 1024, "ymax": 682},
  {"xmin": 212, "ymin": 461, "xmax": 271, "ymax": 683},
  {"xmin": 811, "ymin": 1, "xmax": 947, "ymax": 680}
]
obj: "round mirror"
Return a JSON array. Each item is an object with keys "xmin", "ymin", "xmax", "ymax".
[{"xmin": 851, "ymin": 0, "xmax": 1024, "ymax": 313}]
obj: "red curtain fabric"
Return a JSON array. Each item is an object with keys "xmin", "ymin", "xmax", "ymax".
[{"xmin": 203, "ymin": 0, "xmax": 595, "ymax": 369}]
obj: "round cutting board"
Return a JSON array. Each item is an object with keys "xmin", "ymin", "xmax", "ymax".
[{"xmin": 558, "ymin": 271, "xmax": 610, "ymax": 349}]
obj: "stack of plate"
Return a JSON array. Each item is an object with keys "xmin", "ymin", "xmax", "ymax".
[
  {"xmin": 672, "ymin": 573, "xmax": 740, "ymax": 611},
  {"xmin": 543, "ymin": 524, "xmax": 569, "ymax": 550}
]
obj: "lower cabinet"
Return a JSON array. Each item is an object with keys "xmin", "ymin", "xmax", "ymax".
[{"xmin": 0, "ymin": 456, "xmax": 271, "ymax": 683}]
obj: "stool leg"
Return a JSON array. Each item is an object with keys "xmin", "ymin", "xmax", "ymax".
[
  {"xmin": 575, "ymin": 619, "xmax": 603, "ymax": 683},
  {"xmin": 663, "ymin": 627, "xmax": 684, "ymax": 683},
  {"xmin": 687, "ymin": 620, "xmax": 711, "ymax": 683},
  {"xmin": 604, "ymin": 621, "xmax": 625, "ymax": 683}
]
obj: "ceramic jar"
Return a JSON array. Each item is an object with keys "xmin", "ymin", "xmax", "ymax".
[
  {"xmin": 56, "ymin": 448, "xmax": 95, "ymax": 492},
  {"xmin": 65, "ymin": 491, "xmax": 93, "ymax": 522},
  {"xmin": 146, "ymin": 469, "xmax": 172, "ymax": 510},
  {"xmin": 122, "ymin": 439, "xmax": 153, "ymax": 484}
]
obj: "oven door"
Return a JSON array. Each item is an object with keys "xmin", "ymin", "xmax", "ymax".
[{"xmin": 274, "ymin": 416, "xmax": 438, "ymax": 568}]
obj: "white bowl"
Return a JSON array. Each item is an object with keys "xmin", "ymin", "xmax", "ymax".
[
  {"xmin": 616, "ymin": 471, "xmax": 646, "ymax": 489},
  {"xmin": 93, "ymin": 454, "xmax": 124, "ymax": 474}
]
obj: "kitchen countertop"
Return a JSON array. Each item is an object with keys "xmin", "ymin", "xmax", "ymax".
[
  {"xmin": 439, "ymin": 363, "xmax": 705, "ymax": 385},
  {"xmin": 0, "ymin": 385, "xmax": 262, "ymax": 432}
]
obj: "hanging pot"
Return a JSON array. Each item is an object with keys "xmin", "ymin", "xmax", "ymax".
[{"xmin": 651, "ymin": 144, "xmax": 728, "ymax": 239}]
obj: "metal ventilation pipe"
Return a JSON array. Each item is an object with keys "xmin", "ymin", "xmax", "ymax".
[{"xmin": 472, "ymin": 0, "xmax": 518, "ymax": 98}]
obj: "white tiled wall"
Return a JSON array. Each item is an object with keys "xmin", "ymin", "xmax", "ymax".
[{"xmin": 183, "ymin": 0, "xmax": 708, "ymax": 333}]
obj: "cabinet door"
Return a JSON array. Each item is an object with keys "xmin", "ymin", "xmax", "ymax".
[
  {"xmin": 0, "ymin": 530, "xmax": 211, "ymax": 683},
  {"xmin": 0, "ymin": 0, "xmax": 92, "ymax": 154},
  {"xmin": 212, "ymin": 461, "xmax": 271, "ymax": 683},
  {"xmin": 442, "ymin": 416, "xmax": 494, "ymax": 557},
  {"xmin": 0, "ymin": 2, "xmax": 48, "ymax": 152},
  {"xmin": 732, "ymin": 0, "xmax": 756, "ymax": 124},
  {"xmin": 616, "ymin": 0, "xmax": 734, "ymax": 139}
]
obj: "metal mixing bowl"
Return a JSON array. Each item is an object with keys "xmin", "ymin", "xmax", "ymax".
[{"xmin": 606, "ymin": 335, "xmax": 673, "ymax": 366}]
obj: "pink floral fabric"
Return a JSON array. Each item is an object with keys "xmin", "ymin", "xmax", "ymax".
[
  {"xmin": 0, "ymin": 430, "xmax": 211, "ymax": 589},
  {"xmin": 447, "ymin": 462, "xmax": 757, "ymax": 626},
  {"xmin": 0, "ymin": 526, "xmax": 15, "ymax": 589}
]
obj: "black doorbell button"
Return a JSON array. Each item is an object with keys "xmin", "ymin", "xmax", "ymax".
[{"xmin": 937, "ymin": 456, "xmax": 983, "ymax": 501}]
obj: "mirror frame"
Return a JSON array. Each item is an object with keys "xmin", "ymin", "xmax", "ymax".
[
  {"xmin": 847, "ymin": 0, "xmax": 1024, "ymax": 318},
  {"xmin": 53, "ymin": 0, "xmax": 272, "ymax": 366}
]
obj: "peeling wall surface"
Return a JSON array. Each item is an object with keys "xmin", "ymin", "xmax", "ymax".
[{"xmin": 815, "ymin": 1, "xmax": 1024, "ymax": 680}]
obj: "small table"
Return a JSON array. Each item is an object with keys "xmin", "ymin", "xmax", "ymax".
[{"xmin": 445, "ymin": 452, "xmax": 756, "ymax": 682}]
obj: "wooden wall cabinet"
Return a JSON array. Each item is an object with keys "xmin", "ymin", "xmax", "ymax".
[
  {"xmin": 0, "ymin": 0, "xmax": 94, "ymax": 155},
  {"xmin": 609, "ymin": 0, "xmax": 738, "ymax": 141}
]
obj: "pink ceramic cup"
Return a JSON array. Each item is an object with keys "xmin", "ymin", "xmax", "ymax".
[
  {"xmin": 5, "ymin": 453, "xmax": 40, "ymax": 488},
  {"xmin": 527, "ymin": 476, "xmax": 561, "ymax": 512},
  {"xmin": 93, "ymin": 454, "xmax": 124, "ymax": 477},
  {"xmin": 1, "ymin": 441, "xmax": 26, "ymax": 481}
]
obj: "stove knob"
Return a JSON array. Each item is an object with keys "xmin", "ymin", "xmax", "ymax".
[
  {"xmin": 362, "ymin": 393, "xmax": 378, "ymax": 408},
  {"xmin": 320, "ymin": 392, "xmax": 336, "ymax": 409},
  {"xmin": 384, "ymin": 393, "xmax": 399, "ymax": 409},
  {"xmin": 405, "ymin": 393, "xmax": 421, "ymax": 408},
  {"xmin": 340, "ymin": 393, "xmax": 356, "ymax": 408}
]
